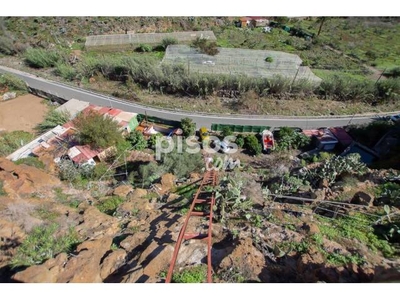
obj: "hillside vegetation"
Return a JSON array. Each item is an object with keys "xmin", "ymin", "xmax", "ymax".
[{"xmin": 1, "ymin": 17, "xmax": 399, "ymax": 115}]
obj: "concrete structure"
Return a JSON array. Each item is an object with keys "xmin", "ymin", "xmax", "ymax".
[
  {"xmin": 85, "ymin": 31, "xmax": 217, "ymax": 51},
  {"xmin": 55, "ymin": 98, "xmax": 90, "ymax": 120}
]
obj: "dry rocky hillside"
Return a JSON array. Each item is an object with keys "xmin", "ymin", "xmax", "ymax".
[{"xmin": 1, "ymin": 150, "xmax": 399, "ymax": 283}]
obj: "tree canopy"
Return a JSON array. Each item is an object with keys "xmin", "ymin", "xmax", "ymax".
[{"xmin": 73, "ymin": 110, "xmax": 123, "ymax": 149}]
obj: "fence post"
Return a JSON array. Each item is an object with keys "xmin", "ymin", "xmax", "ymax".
[
  {"xmin": 375, "ymin": 68, "xmax": 387, "ymax": 85},
  {"xmin": 289, "ymin": 67, "xmax": 300, "ymax": 92}
]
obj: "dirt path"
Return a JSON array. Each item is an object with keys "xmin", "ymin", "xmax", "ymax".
[
  {"xmin": 324, "ymin": 45, "xmax": 385, "ymax": 81},
  {"xmin": 0, "ymin": 94, "xmax": 49, "ymax": 133}
]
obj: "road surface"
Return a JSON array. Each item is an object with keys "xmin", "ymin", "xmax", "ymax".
[{"xmin": 0, "ymin": 65, "xmax": 397, "ymax": 129}]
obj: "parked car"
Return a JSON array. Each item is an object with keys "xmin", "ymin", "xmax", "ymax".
[{"xmin": 391, "ymin": 114, "xmax": 400, "ymax": 123}]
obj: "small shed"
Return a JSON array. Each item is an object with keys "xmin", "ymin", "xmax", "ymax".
[
  {"xmin": 329, "ymin": 127, "xmax": 353, "ymax": 148},
  {"xmin": 239, "ymin": 17, "xmax": 269, "ymax": 28},
  {"xmin": 303, "ymin": 128, "xmax": 338, "ymax": 151},
  {"xmin": 239, "ymin": 17, "xmax": 252, "ymax": 28},
  {"xmin": 248, "ymin": 16, "xmax": 270, "ymax": 27},
  {"xmin": 67, "ymin": 145, "xmax": 100, "ymax": 166}
]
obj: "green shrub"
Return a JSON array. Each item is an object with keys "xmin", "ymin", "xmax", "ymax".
[
  {"xmin": 244, "ymin": 135, "xmax": 261, "ymax": 155},
  {"xmin": 34, "ymin": 109, "xmax": 71, "ymax": 134},
  {"xmin": 275, "ymin": 127, "xmax": 311, "ymax": 151},
  {"xmin": 172, "ymin": 264, "xmax": 207, "ymax": 283},
  {"xmin": 318, "ymin": 74, "xmax": 375, "ymax": 102},
  {"xmin": 96, "ymin": 196, "xmax": 125, "ymax": 215},
  {"xmin": 138, "ymin": 139, "xmax": 203, "ymax": 186},
  {"xmin": 181, "ymin": 117, "xmax": 196, "ymax": 137},
  {"xmin": 91, "ymin": 161, "xmax": 115, "ymax": 180},
  {"xmin": 161, "ymin": 37, "xmax": 178, "ymax": 50},
  {"xmin": 0, "ymin": 131, "xmax": 34, "ymax": 157},
  {"xmin": 147, "ymin": 133, "xmax": 163, "ymax": 150},
  {"xmin": 33, "ymin": 206, "xmax": 60, "ymax": 222},
  {"xmin": 0, "ymin": 73, "xmax": 28, "ymax": 92},
  {"xmin": 54, "ymin": 63, "xmax": 77, "ymax": 81},
  {"xmin": 24, "ymin": 48, "xmax": 65, "ymax": 68},
  {"xmin": 221, "ymin": 127, "xmax": 233, "ymax": 137},
  {"xmin": 14, "ymin": 157, "xmax": 45, "ymax": 169},
  {"xmin": 303, "ymin": 153, "xmax": 368, "ymax": 187},
  {"xmin": 191, "ymin": 37, "xmax": 219, "ymax": 56},
  {"xmin": 73, "ymin": 110, "xmax": 123, "ymax": 149},
  {"xmin": 265, "ymin": 56, "xmax": 273, "ymax": 63},
  {"xmin": 11, "ymin": 224, "xmax": 80, "ymax": 268},
  {"xmin": 376, "ymin": 182, "xmax": 400, "ymax": 207},
  {"xmin": 235, "ymin": 134, "xmax": 245, "ymax": 148},
  {"xmin": 376, "ymin": 78, "xmax": 400, "ymax": 101},
  {"xmin": 383, "ymin": 67, "xmax": 400, "ymax": 78},
  {"xmin": 318, "ymin": 213, "xmax": 395, "ymax": 257},
  {"xmin": 136, "ymin": 44, "xmax": 153, "ymax": 52},
  {"xmin": 127, "ymin": 130, "xmax": 148, "ymax": 150},
  {"xmin": 160, "ymin": 149, "xmax": 203, "ymax": 179},
  {"xmin": 57, "ymin": 159, "xmax": 81, "ymax": 182},
  {"xmin": 0, "ymin": 36, "xmax": 16, "ymax": 55}
]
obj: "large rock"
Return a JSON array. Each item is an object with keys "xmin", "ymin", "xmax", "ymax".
[
  {"xmin": 75, "ymin": 206, "xmax": 120, "ymax": 239},
  {"xmin": 113, "ymin": 185, "xmax": 133, "ymax": 198},
  {"xmin": 160, "ymin": 173, "xmax": 176, "ymax": 192},
  {"xmin": 141, "ymin": 244, "xmax": 175, "ymax": 281},
  {"xmin": 38, "ymin": 153, "xmax": 58, "ymax": 175},
  {"xmin": 310, "ymin": 189, "xmax": 326, "ymax": 201},
  {"xmin": 0, "ymin": 158, "xmax": 61, "ymax": 196},
  {"xmin": 2, "ymin": 92, "xmax": 16, "ymax": 101},
  {"xmin": 13, "ymin": 265, "xmax": 57, "ymax": 283},
  {"xmin": 0, "ymin": 219, "xmax": 26, "ymax": 268},
  {"xmin": 296, "ymin": 250, "xmax": 325, "ymax": 282},
  {"xmin": 351, "ymin": 191, "xmax": 374, "ymax": 206},
  {"xmin": 57, "ymin": 237, "xmax": 112, "ymax": 283},
  {"xmin": 126, "ymin": 189, "xmax": 154, "ymax": 212},
  {"xmin": 128, "ymin": 188, "xmax": 148, "ymax": 201},
  {"xmin": 12, "ymin": 253, "xmax": 68, "ymax": 283},
  {"xmin": 301, "ymin": 222, "xmax": 320, "ymax": 235},
  {"xmin": 100, "ymin": 249, "xmax": 127, "ymax": 280},
  {"xmin": 0, "ymin": 219, "xmax": 25, "ymax": 242},
  {"xmin": 219, "ymin": 238, "xmax": 265, "ymax": 281},
  {"xmin": 120, "ymin": 232, "xmax": 149, "ymax": 252}
]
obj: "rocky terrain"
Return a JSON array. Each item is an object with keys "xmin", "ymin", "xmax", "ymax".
[{"xmin": 1, "ymin": 151, "xmax": 399, "ymax": 283}]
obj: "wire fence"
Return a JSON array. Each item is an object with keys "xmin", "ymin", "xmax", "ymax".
[
  {"xmin": 85, "ymin": 31, "xmax": 216, "ymax": 50},
  {"xmin": 162, "ymin": 45, "xmax": 322, "ymax": 83}
]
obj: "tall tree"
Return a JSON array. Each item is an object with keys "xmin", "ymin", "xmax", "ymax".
[{"xmin": 73, "ymin": 110, "xmax": 123, "ymax": 149}]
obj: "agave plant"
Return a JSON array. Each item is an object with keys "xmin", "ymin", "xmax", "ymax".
[{"xmin": 213, "ymin": 176, "xmax": 253, "ymax": 224}]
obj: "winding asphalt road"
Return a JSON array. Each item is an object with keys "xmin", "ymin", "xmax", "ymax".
[{"xmin": 0, "ymin": 65, "xmax": 397, "ymax": 129}]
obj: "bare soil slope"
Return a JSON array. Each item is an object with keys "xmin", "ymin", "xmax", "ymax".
[{"xmin": 0, "ymin": 94, "xmax": 48, "ymax": 133}]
